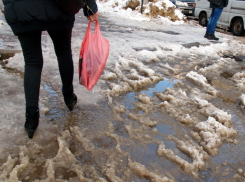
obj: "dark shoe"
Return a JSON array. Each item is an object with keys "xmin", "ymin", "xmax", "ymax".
[
  {"xmin": 204, "ymin": 31, "xmax": 209, "ymax": 38},
  {"xmin": 25, "ymin": 109, "xmax": 39, "ymax": 139},
  {"xmin": 207, "ymin": 34, "xmax": 219, "ymax": 40},
  {"xmin": 64, "ymin": 93, "xmax": 77, "ymax": 111}
]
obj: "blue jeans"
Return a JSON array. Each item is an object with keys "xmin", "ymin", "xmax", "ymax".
[{"xmin": 207, "ymin": 8, "xmax": 223, "ymax": 34}]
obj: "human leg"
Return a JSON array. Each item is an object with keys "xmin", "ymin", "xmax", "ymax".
[
  {"xmin": 208, "ymin": 8, "xmax": 223, "ymax": 34},
  {"xmin": 18, "ymin": 31, "xmax": 43, "ymax": 138},
  {"xmin": 205, "ymin": 8, "xmax": 223, "ymax": 40},
  {"xmin": 47, "ymin": 29, "xmax": 77, "ymax": 111},
  {"xmin": 206, "ymin": 8, "xmax": 215, "ymax": 34}
]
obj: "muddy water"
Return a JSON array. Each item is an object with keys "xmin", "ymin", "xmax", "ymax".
[
  {"xmin": 39, "ymin": 71, "xmax": 244, "ymax": 182},
  {"xmin": 41, "ymin": 78, "xmax": 197, "ymax": 182},
  {"xmin": 1, "ymin": 13, "xmax": 245, "ymax": 182}
]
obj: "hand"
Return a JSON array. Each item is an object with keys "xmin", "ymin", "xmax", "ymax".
[{"xmin": 87, "ymin": 12, "xmax": 99, "ymax": 22}]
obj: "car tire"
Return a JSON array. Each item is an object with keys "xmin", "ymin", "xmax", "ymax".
[
  {"xmin": 199, "ymin": 12, "xmax": 207, "ymax": 27},
  {"xmin": 231, "ymin": 18, "xmax": 244, "ymax": 36}
]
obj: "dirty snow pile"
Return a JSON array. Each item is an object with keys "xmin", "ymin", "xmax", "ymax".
[
  {"xmin": 240, "ymin": 94, "xmax": 245, "ymax": 106},
  {"xmin": 97, "ymin": 0, "xmax": 184, "ymax": 24},
  {"xmin": 99, "ymin": 49, "xmax": 240, "ymax": 176},
  {"xmin": 102, "ymin": 56, "xmax": 163, "ymax": 97}
]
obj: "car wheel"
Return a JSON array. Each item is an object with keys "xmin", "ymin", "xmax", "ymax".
[
  {"xmin": 231, "ymin": 18, "xmax": 244, "ymax": 36},
  {"xmin": 199, "ymin": 12, "xmax": 207, "ymax": 27}
]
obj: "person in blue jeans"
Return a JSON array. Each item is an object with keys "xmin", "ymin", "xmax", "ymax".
[{"xmin": 204, "ymin": 0, "xmax": 229, "ymax": 40}]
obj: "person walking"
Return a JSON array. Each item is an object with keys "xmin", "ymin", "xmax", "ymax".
[
  {"xmin": 204, "ymin": 0, "xmax": 229, "ymax": 40},
  {"xmin": 2, "ymin": 0, "xmax": 99, "ymax": 139}
]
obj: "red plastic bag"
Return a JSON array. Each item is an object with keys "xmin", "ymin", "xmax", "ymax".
[{"xmin": 79, "ymin": 21, "xmax": 110, "ymax": 91}]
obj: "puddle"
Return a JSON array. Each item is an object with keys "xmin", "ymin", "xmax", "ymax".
[
  {"xmin": 141, "ymin": 79, "xmax": 178, "ymax": 97},
  {"xmin": 152, "ymin": 123, "xmax": 176, "ymax": 135},
  {"xmin": 163, "ymin": 140, "xmax": 193, "ymax": 164},
  {"xmin": 112, "ymin": 120, "xmax": 129, "ymax": 138},
  {"xmin": 106, "ymin": 29, "xmax": 133, "ymax": 33},
  {"xmin": 124, "ymin": 142, "xmax": 160, "ymax": 166},
  {"xmin": 125, "ymin": 92, "xmax": 135, "ymax": 109},
  {"xmin": 138, "ymin": 29, "xmax": 180, "ymax": 35},
  {"xmin": 92, "ymin": 136, "xmax": 117, "ymax": 149},
  {"xmin": 182, "ymin": 42, "xmax": 209, "ymax": 48},
  {"xmin": 133, "ymin": 47, "xmax": 157, "ymax": 51},
  {"xmin": 237, "ymin": 55, "xmax": 245, "ymax": 61},
  {"xmin": 99, "ymin": 24, "xmax": 133, "ymax": 33},
  {"xmin": 200, "ymin": 168, "xmax": 220, "ymax": 182},
  {"xmin": 223, "ymin": 55, "xmax": 245, "ymax": 62},
  {"xmin": 161, "ymin": 47, "xmax": 173, "ymax": 51},
  {"xmin": 161, "ymin": 30, "xmax": 180, "ymax": 35},
  {"xmin": 43, "ymin": 82, "xmax": 64, "ymax": 120},
  {"xmin": 208, "ymin": 40, "xmax": 222, "ymax": 44},
  {"xmin": 124, "ymin": 79, "xmax": 177, "ymax": 111},
  {"xmin": 132, "ymin": 27, "xmax": 180, "ymax": 35}
]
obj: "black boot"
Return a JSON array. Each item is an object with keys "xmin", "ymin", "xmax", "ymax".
[
  {"xmin": 25, "ymin": 109, "xmax": 39, "ymax": 139},
  {"xmin": 62, "ymin": 86, "xmax": 77, "ymax": 111},
  {"xmin": 204, "ymin": 31, "xmax": 209, "ymax": 38},
  {"xmin": 63, "ymin": 93, "xmax": 77, "ymax": 111},
  {"xmin": 207, "ymin": 34, "xmax": 219, "ymax": 40}
]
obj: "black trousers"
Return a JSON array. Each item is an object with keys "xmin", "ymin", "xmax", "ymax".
[{"xmin": 18, "ymin": 29, "xmax": 74, "ymax": 108}]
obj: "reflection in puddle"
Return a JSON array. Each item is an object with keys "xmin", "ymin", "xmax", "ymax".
[
  {"xmin": 43, "ymin": 82, "xmax": 64, "ymax": 120},
  {"xmin": 164, "ymin": 140, "xmax": 193, "ymax": 164},
  {"xmin": 152, "ymin": 123, "xmax": 175, "ymax": 135},
  {"xmin": 92, "ymin": 136, "xmax": 117, "ymax": 149},
  {"xmin": 200, "ymin": 168, "xmax": 220, "ymax": 182},
  {"xmin": 223, "ymin": 54, "xmax": 245, "ymax": 62},
  {"xmin": 141, "ymin": 79, "xmax": 178, "ymax": 97},
  {"xmin": 125, "ymin": 79, "xmax": 178, "ymax": 110},
  {"xmin": 125, "ymin": 92, "xmax": 135, "ymax": 109},
  {"xmin": 125, "ymin": 142, "xmax": 159, "ymax": 166}
]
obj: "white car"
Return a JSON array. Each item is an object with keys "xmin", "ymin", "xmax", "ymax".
[{"xmin": 171, "ymin": 0, "xmax": 196, "ymax": 16}]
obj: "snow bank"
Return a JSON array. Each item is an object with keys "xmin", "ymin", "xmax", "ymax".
[{"xmin": 97, "ymin": 0, "xmax": 184, "ymax": 24}]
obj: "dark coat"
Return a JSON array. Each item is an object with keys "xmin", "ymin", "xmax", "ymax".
[
  {"xmin": 210, "ymin": 0, "xmax": 229, "ymax": 8},
  {"xmin": 3, "ymin": 0, "xmax": 98, "ymax": 35}
]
